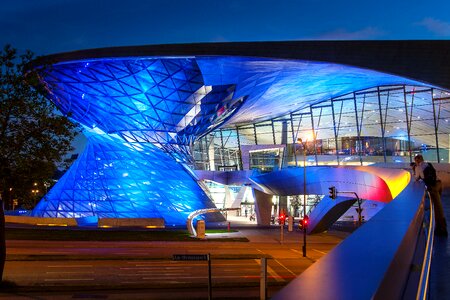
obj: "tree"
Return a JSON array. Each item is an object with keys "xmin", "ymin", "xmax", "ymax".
[{"xmin": 0, "ymin": 45, "xmax": 78, "ymax": 281}]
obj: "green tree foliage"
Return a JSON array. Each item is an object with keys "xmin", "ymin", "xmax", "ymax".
[{"xmin": 0, "ymin": 45, "xmax": 78, "ymax": 209}]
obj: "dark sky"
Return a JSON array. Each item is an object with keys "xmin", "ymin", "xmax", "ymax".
[
  {"xmin": 2, "ymin": 0, "xmax": 450, "ymax": 154},
  {"xmin": 2, "ymin": 0, "xmax": 450, "ymax": 56}
]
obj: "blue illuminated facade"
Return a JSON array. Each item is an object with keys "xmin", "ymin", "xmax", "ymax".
[
  {"xmin": 32, "ymin": 133, "xmax": 217, "ymax": 224},
  {"xmin": 32, "ymin": 57, "xmax": 243, "ymax": 224},
  {"xmin": 31, "ymin": 54, "xmax": 433, "ymax": 224}
]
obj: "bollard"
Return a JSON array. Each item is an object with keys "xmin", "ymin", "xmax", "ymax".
[
  {"xmin": 280, "ymin": 223, "xmax": 284, "ymax": 243},
  {"xmin": 227, "ymin": 221, "xmax": 231, "ymax": 232},
  {"xmin": 288, "ymin": 216, "xmax": 293, "ymax": 232},
  {"xmin": 260, "ymin": 257, "xmax": 267, "ymax": 300},
  {"xmin": 196, "ymin": 220, "xmax": 206, "ymax": 239}
]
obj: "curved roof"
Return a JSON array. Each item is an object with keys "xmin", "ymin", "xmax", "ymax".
[
  {"xmin": 30, "ymin": 40, "xmax": 450, "ymax": 90},
  {"xmin": 30, "ymin": 41, "xmax": 450, "ymax": 152},
  {"xmin": 195, "ymin": 56, "xmax": 426, "ymax": 125},
  {"xmin": 35, "ymin": 55, "xmax": 427, "ymax": 130}
]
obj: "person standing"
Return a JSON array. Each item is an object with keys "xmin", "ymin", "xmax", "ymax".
[{"xmin": 413, "ymin": 154, "xmax": 448, "ymax": 237}]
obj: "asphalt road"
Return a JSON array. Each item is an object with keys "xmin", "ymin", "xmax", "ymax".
[{"xmin": 1, "ymin": 226, "xmax": 348, "ymax": 299}]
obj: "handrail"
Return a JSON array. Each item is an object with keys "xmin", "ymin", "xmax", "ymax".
[
  {"xmin": 416, "ymin": 191, "xmax": 435, "ymax": 300},
  {"xmin": 273, "ymin": 180, "xmax": 427, "ymax": 300},
  {"xmin": 187, "ymin": 208, "xmax": 240, "ymax": 237}
]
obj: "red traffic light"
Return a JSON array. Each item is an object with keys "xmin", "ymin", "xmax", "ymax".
[
  {"xmin": 301, "ymin": 215, "xmax": 310, "ymax": 229},
  {"xmin": 279, "ymin": 213, "xmax": 286, "ymax": 224}
]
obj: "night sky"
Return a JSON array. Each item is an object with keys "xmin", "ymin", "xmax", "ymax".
[
  {"xmin": 1, "ymin": 0, "xmax": 450, "ymax": 56},
  {"xmin": 2, "ymin": 0, "xmax": 450, "ymax": 155}
]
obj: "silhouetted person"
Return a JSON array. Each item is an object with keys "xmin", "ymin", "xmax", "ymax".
[{"xmin": 413, "ymin": 154, "xmax": 448, "ymax": 237}]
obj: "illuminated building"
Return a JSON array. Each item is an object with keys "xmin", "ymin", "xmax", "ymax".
[{"xmin": 29, "ymin": 41, "xmax": 450, "ymax": 225}]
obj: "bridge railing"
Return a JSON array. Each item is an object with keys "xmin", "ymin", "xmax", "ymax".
[
  {"xmin": 415, "ymin": 190, "xmax": 435, "ymax": 300},
  {"xmin": 273, "ymin": 180, "xmax": 432, "ymax": 300}
]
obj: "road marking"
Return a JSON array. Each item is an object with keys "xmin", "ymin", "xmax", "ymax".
[
  {"xmin": 274, "ymin": 259, "xmax": 296, "ymax": 276},
  {"xmin": 134, "ymin": 265, "xmax": 196, "ymax": 269},
  {"xmin": 312, "ymin": 249, "xmax": 327, "ymax": 255},
  {"xmin": 254, "ymin": 259, "xmax": 284, "ymax": 282},
  {"xmin": 290, "ymin": 248, "xmax": 302, "ymax": 255},
  {"xmin": 44, "ymin": 278, "xmax": 94, "ymax": 281},
  {"xmin": 46, "ymin": 271, "xmax": 94, "ymax": 274},
  {"xmin": 222, "ymin": 268, "xmax": 256, "ymax": 272},
  {"xmin": 47, "ymin": 265, "xmax": 93, "ymax": 268},
  {"xmin": 137, "ymin": 280, "xmax": 184, "ymax": 284},
  {"xmin": 120, "ymin": 267, "xmax": 155, "ymax": 270},
  {"xmin": 121, "ymin": 280, "xmax": 184, "ymax": 284},
  {"xmin": 142, "ymin": 275, "xmax": 254, "ymax": 280},
  {"xmin": 137, "ymin": 271, "xmax": 185, "ymax": 275}
]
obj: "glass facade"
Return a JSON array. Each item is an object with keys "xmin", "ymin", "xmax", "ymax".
[
  {"xmin": 32, "ymin": 133, "xmax": 217, "ymax": 225},
  {"xmin": 31, "ymin": 53, "xmax": 450, "ymax": 223},
  {"xmin": 194, "ymin": 85, "xmax": 450, "ymax": 171},
  {"xmin": 32, "ymin": 57, "xmax": 244, "ymax": 224}
]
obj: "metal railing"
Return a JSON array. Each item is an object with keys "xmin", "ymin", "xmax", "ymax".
[
  {"xmin": 416, "ymin": 191, "xmax": 435, "ymax": 300},
  {"xmin": 272, "ymin": 180, "xmax": 430, "ymax": 300}
]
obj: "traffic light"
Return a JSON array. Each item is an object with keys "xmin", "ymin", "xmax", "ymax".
[
  {"xmin": 279, "ymin": 212, "xmax": 286, "ymax": 225},
  {"xmin": 329, "ymin": 186, "xmax": 337, "ymax": 199},
  {"xmin": 302, "ymin": 215, "xmax": 309, "ymax": 229}
]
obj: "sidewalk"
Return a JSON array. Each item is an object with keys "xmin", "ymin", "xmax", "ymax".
[
  {"xmin": 206, "ymin": 215, "xmax": 348, "ymax": 244},
  {"xmin": 429, "ymin": 191, "xmax": 450, "ymax": 300}
]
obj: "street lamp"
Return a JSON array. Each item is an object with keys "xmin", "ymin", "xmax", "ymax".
[
  {"xmin": 31, "ymin": 188, "xmax": 39, "ymax": 207},
  {"xmin": 297, "ymin": 138, "xmax": 307, "ymax": 257},
  {"xmin": 44, "ymin": 181, "xmax": 50, "ymax": 194},
  {"xmin": 9, "ymin": 188, "xmax": 12, "ymax": 210}
]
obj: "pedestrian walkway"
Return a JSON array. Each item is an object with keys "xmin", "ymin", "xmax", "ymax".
[
  {"xmin": 204, "ymin": 215, "xmax": 348, "ymax": 245},
  {"xmin": 429, "ymin": 190, "xmax": 450, "ymax": 300}
]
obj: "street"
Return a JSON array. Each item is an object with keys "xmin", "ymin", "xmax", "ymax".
[{"xmin": 1, "ymin": 227, "xmax": 348, "ymax": 299}]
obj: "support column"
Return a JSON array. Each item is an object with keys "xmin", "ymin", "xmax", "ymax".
[
  {"xmin": 281, "ymin": 121, "xmax": 288, "ymax": 167},
  {"xmin": 278, "ymin": 196, "xmax": 288, "ymax": 217},
  {"xmin": 253, "ymin": 189, "xmax": 273, "ymax": 226},
  {"xmin": 377, "ymin": 87, "xmax": 387, "ymax": 163},
  {"xmin": 431, "ymin": 88, "xmax": 441, "ymax": 163},
  {"xmin": 224, "ymin": 186, "xmax": 233, "ymax": 208},
  {"xmin": 208, "ymin": 135, "xmax": 215, "ymax": 171}
]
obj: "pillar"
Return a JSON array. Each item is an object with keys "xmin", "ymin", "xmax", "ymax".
[{"xmin": 253, "ymin": 188, "xmax": 273, "ymax": 226}]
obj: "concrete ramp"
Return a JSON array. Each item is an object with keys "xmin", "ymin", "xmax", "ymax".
[{"xmin": 307, "ymin": 196, "xmax": 355, "ymax": 234}]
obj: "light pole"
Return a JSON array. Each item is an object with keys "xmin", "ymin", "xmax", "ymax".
[
  {"xmin": 32, "ymin": 183, "xmax": 39, "ymax": 207},
  {"xmin": 8, "ymin": 188, "xmax": 12, "ymax": 210},
  {"xmin": 298, "ymin": 138, "xmax": 307, "ymax": 257},
  {"xmin": 44, "ymin": 181, "xmax": 50, "ymax": 194}
]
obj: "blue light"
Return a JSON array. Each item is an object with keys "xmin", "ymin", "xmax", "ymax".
[
  {"xmin": 33, "ymin": 57, "xmax": 242, "ymax": 224},
  {"xmin": 32, "ymin": 55, "xmax": 432, "ymax": 224},
  {"xmin": 31, "ymin": 134, "xmax": 217, "ymax": 225}
]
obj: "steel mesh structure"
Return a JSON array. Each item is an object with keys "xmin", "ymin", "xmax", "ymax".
[{"xmin": 29, "ymin": 43, "xmax": 450, "ymax": 224}]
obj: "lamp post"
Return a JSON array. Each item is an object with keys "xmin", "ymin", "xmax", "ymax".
[
  {"xmin": 9, "ymin": 188, "xmax": 12, "ymax": 210},
  {"xmin": 298, "ymin": 138, "xmax": 307, "ymax": 257},
  {"xmin": 31, "ymin": 183, "xmax": 39, "ymax": 207}
]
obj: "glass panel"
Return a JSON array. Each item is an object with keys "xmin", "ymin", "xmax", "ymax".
[
  {"xmin": 355, "ymin": 91, "xmax": 383, "ymax": 165},
  {"xmin": 379, "ymin": 88, "xmax": 409, "ymax": 163},
  {"xmin": 254, "ymin": 123, "xmax": 274, "ymax": 145},
  {"xmin": 237, "ymin": 125, "xmax": 256, "ymax": 145},
  {"xmin": 407, "ymin": 87, "xmax": 437, "ymax": 162},
  {"xmin": 433, "ymin": 89, "xmax": 450, "ymax": 163}
]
